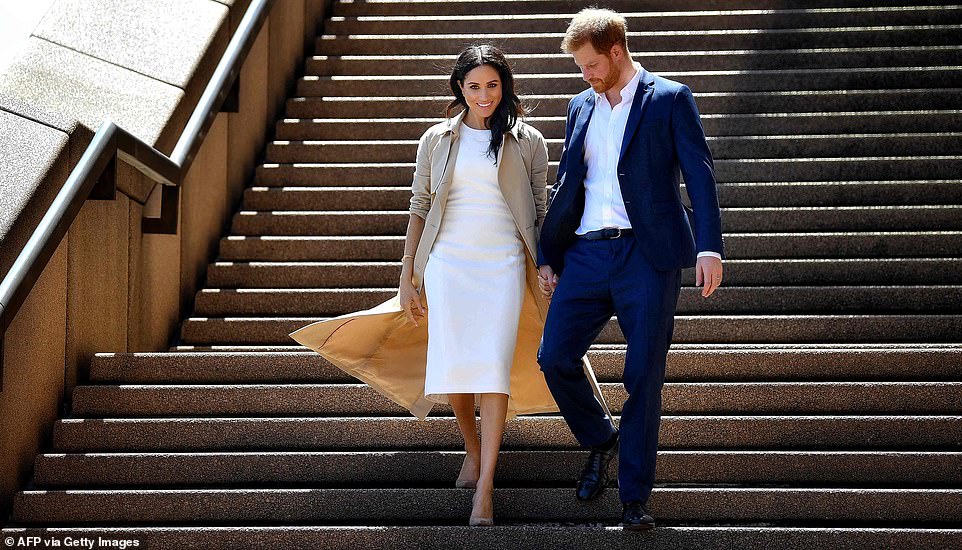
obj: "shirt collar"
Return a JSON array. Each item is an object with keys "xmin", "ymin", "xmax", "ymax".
[{"xmin": 594, "ymin": 61, "xmax": 643, "ymax": 105}]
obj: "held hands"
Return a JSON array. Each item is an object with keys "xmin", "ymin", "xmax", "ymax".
[
  {"xmin": 399, "ymin": 278, "xmax": 426, "ymax": 326},
  {"xmin": 695, "ymin": 256, "xmax": 723, "ymax": 298},
  {"xmin": 538, "ymin": 264, "xmax": 559, "ymax": 301}
]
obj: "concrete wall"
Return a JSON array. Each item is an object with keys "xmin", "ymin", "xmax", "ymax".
[{"xmin": 0, "ymin": 0, "xmax": 329, "ymax": 522}]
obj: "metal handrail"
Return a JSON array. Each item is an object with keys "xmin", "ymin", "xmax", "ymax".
[{"xmin": 0, "ymin": 0, "xmax": 274, "ymax": 390}]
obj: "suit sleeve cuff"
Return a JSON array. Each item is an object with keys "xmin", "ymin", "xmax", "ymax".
[{"xmin": 697, "ymin": 251, "xmax": 722, "ymax": 260}]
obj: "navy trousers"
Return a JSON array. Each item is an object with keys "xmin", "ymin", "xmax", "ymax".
[{"xmin": 538, "ymin": 234, "xmax": 681, "ymax": 504}]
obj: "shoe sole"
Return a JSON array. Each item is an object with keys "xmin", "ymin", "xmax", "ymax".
[{"xmin": 623, "ymin": 522, "xmax": 656, "ymax": 531}]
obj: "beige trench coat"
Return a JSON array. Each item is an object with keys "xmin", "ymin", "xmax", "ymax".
[{"xmin": 290, "ymin": 111, "xmax": 609, "ymax": 420}]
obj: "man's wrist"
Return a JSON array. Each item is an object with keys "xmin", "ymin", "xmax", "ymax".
[{"xmin": 697, "ymin": 251, "xmax": 722, "ymax": 260}]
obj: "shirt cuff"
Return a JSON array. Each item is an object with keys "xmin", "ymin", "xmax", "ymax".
[{"xmin": 697, "ymin": 251, "xmax": 722, "ymax": 260}]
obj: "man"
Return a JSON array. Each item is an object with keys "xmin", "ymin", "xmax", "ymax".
[{"xmin": 536, "ymin": 9, "xmax": 724, "ymax": 530}]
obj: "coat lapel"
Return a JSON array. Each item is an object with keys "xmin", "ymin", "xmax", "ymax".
[
  {"xmin": 619, "ymin": 69, "xmax": 656, "ymax": 162},
  {"xmin": 431, "ymin": 116, "xmax": 462, "ymax": 206},
  {"xmin": 569, "ymin": 93, "xmax": 595, "ymax": 165}
]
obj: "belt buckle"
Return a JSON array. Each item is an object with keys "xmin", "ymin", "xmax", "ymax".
[{"xmin": 609, "ymin": 228, "xmax": 622, "ymax": 239}]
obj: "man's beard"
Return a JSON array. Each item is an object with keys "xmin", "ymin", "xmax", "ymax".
[{"xmin": 589, "ymin": 62, "xmax": 621, "ymax": 93}]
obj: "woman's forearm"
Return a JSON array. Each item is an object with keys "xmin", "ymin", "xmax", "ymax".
[{"xmin": 400, "ymin": 214, "xmax": 426, "ymax": 282}]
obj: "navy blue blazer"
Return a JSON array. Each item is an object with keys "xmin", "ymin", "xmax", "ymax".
[{"xmin": 537, "ymin": 68, "xmax": 724, "ymax": 274}]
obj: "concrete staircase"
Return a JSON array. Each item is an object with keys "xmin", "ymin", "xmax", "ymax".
[{"xmin": 4, "ymin": 1, "xmax": 962, "ymax": 548}]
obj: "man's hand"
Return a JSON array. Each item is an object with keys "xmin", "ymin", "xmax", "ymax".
[
  {"xmin": 537, "ymin": 264, "xmax": 559, "ymax": 301},
  {"xmin": 695, "ymin": 256, "xmax": 723, "ymax": 298}
]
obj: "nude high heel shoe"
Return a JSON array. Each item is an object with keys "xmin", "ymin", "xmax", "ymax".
[
  {"xmin": 469, "ymin": 489, "xmax": 494, "ymax": 526},
  {"xmin": 456, "ymin": 478, "xmax": 478, "ymax": 489},
  {"xmin": 456, "ymin": 453, "xmax": 479, "ymax": 489}
]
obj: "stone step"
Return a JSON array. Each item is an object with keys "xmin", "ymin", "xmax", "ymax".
[
  {"xmin": 325, "ymin": 7, "xmax": 962, "ymax": 34},
  {"xmin": 32, "ymin": 450, "xmax": 962, "ymax": 488},
  {"xmin": 50, "ymin": 415, "xmax": 962, "ymax": 452},
  {"xmin": 229, "ymin": 207, "xmax": 962, "ymax": 236},
  {"xmin": 255, "ymin": 157, "xmax": 962, "ymax": 186},
  {"xmin": 306, "ymin": 47, "xmax": 962, "ymax": 76},
  {"xmin": 241, "ymin": 182, "xmax": 962, "ymax": 210},
  {"xmin": 296, "ymin": 67, "xmax": 962, "ymax": 97},
  {"xmin": 14, "ymin": 486, "xmax": 962, "ymax": 525},
  {"xmin": 264, "ymin": 134, "xmax": 962, "ymax": 164},
  {"xmin": 332, "ymin": 0, "xmax": 960, "ymax": 16},
  {"xmin": 315, "ymin": 26, "xmax": 962, "ymax": 55},
  {"xmin": 218, "ymin": 235, "xmax": 404, "ymax": 261},
  {"xmin": 192, "ymin": 286, "xmax": 962, "ymax": 317},
  {"xmin": 204, "ymin": 258, "xmax": 962, "ymax": 288},
  {"xmin": 275, "ymin": 111, "xmax": 962, "ymax": 140},
  {"xmin": 88, "ymin": 348, "xmax": 962, "ymax": 384},
  {"xmin": 3, "ymin": 525, "xmax": 959, "ymax": 550},
  {"xmin": 70, "ymin": 382, "xmax": 962, "ymax": 417},
  {"xmin": 216, "ymin": 232, "xmax": 962, "ymax": 261},
  {"xmin": 178, "ymin": 315, "xmax": 962, "ymax": 346},
  {"xmin": 285, "ymin": 89, "xmax": 962, "ymax": 118}
]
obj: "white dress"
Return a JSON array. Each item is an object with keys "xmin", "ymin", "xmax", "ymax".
[{"xmin": 422, "ymin": 123, "xmax": 526, "ymax": 403}]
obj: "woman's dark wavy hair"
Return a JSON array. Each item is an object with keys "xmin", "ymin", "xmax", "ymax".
[{"xmin": 445, "ymin": 45, "xmax": 527, "ymax": 160}]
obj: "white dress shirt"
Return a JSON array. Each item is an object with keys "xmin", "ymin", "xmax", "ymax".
[{"xmin": 577, "ymin": 62, "xmax": 721, "ymax": 260}]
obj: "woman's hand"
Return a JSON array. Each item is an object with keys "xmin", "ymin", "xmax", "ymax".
[
  {"xmin": 538, "ymin": 264, "xmax": 559, "ymax": 301},
  {"xmin": 399, "ymin": 278, "xmax": 426, "ymax": 326}
]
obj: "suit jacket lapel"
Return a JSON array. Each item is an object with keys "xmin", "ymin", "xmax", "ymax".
[
  {"xmin": 569, "ymin": 93, "xmax": 595, "ymax": 167},
  {"xmin": 619, "ymin": 70, "xmax": 656, "ymax": 162}
]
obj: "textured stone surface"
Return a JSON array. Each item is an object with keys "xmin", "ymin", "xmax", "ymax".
[
  {"xmin": 274, "ymin": 112, "xmax": 962, "ymax": 140},
  {"xmin": 264, "ymin": 134, "xmax": 962, "ymax": 163},
  {"xmin": 190, "ymin": 286, "xmax": 962, "ymax": 317},
  {"xmin": 251, "ymin": 158, "xmax": 962, "ymax": 187},
  {"xmin": 203, "ymin": 258, "xmax": 962, "ymax": 288},
  {"xmin": 324, "ymin": 8, "xmax": 962, "ymax": 34},
  {"xmin": 178, "ymin": 314, "xmax": 962, "ymax": 345},
  {"xmin": 51, "ymin": 416, "xmax": 962, "ymax": 452},
  {"xmin": 306, "ymin": 47, "xmax": 962, "ymax": 75},
  {"xmin": 284, "ymin": 89, "xmax": 962, "ymax": 118},
  {"xmin": 229, "ymin": 206, "xmax": 962, "ymax": 235},
  {"xmin": 88, "ymin": 348, "xmax": 962, "ymax": 384},
  {"xmin": 68, "ymin": 381, "xmax": 962, "ymax": 416},
  {"xmin": 317, "ymin": 27, "xmax": 962, "ymax": 54},
  {"xmin": 297, "ymin": 68, "xmax": 962, "ymax": 96},
  {"xmin": 711, "ymin": 182, "xmax": 962, "ymax": 208},
  {"xmin": 12, "ymin": 486, "xmax": 962, "ymax": 524},
  {"xmin": 0, "ymin": 110, "xmax": 68, "ymax": 245},
  {"xmin": 226, "ymin": 1, "xmax": 269, "ymax": 208},
  {"xmin": 3, "ymin": 526, "xmax": 962, "ymax": 550},
  {"xmin": 34, "ymin": 0, "xmax": 228, "ymax": 89},
  {"xmin": 32, "ymin": 450, "xmax": 962, "ymax": 487},
  {"xmin": 0, "ymin": 38, "xmax": 183, "ymax": 148},
  {"xmin": 213, "ymin": 232, "xmax": 962, "ymax": 261},
  {"xmin": 218, "ymin": 235, "xmax": 403, "ymax": 260}
]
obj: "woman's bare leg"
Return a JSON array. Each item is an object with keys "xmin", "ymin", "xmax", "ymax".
[
  {"xmin": 471, "ymin": 392, "xmax": 509, "ymax": 523},
  {"xmin": 449, "ymin": 393, "xmax": 481, "ymax": 487}
]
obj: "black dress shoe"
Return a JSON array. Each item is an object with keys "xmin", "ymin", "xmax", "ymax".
[
  {"xmin": 576, "ymin": 432, "xmax": 619, "ymax": 501},
  {"xmin": 622, "ymin": 500, "xmax": 655, "ymax": 531}
]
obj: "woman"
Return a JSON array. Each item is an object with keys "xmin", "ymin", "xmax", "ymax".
[{"xmin": 291, "ymin": 45, "xmax": 607, "ymax": 526}]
